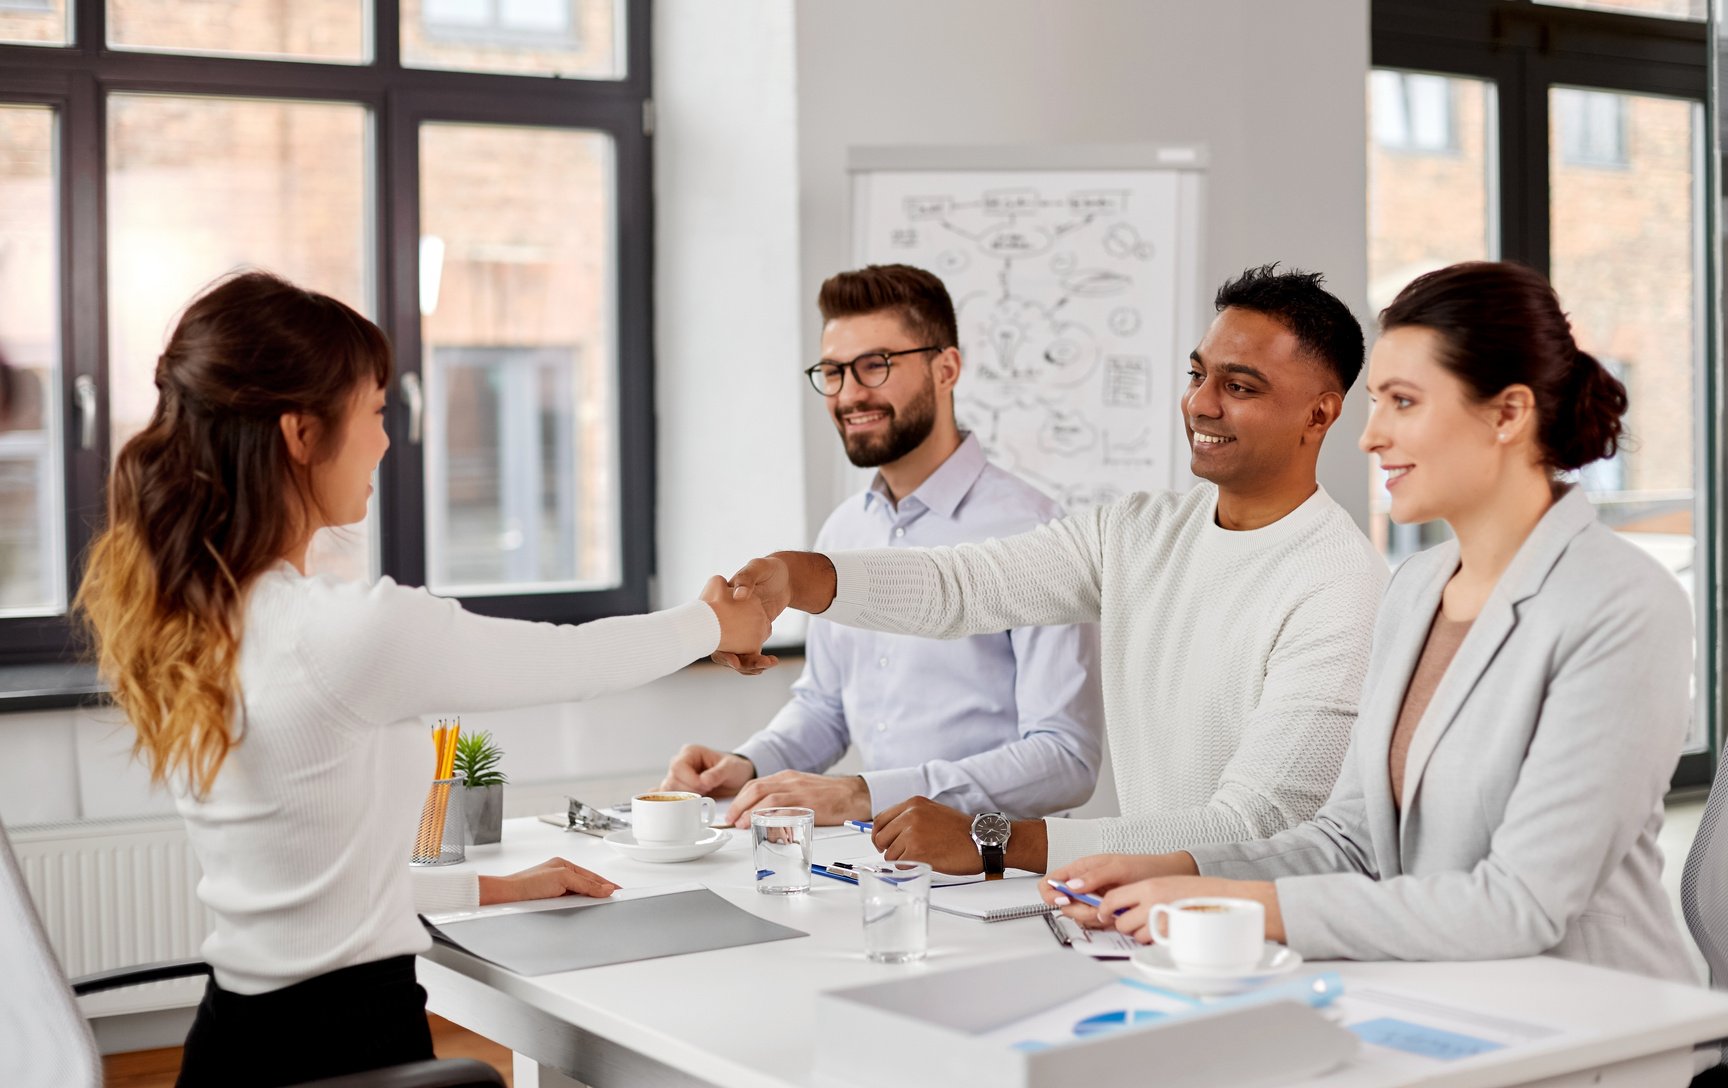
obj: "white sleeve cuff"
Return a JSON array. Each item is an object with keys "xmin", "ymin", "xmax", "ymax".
[
  {"xmin": 411, "ymin": 869, "xmax": 480, "ymax": 914},
  {"xmin": 666, "ymin": 598, "xmax": 723, "ymax": 658},
  {"xmin": 732, "ymin": 735, "xmax": 790, "ymax": 779},
  {"xmin": 822, "ymin": 551, "xmax": 872, "ymax": 625},
  {"xmin": 1042, "ymin": 817, "xmax": 1106, "ymax": 871},
  {"xmin": 859, "ymin": 766, "xmax": 925, "ymax": 814}
]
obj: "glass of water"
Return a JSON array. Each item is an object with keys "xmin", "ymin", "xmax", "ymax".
[
  {"xmin": 859, "ymin": 861, "xmax": 931, "ymax": 963},
  {"xmin": 751, "ymin": 807, "xmax": 814, "ymax": 895}
]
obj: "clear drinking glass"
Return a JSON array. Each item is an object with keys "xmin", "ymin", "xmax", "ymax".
[
  {"xmin": 751, "ymin": 807, "xmax": 814, "ymax": 895},
  {"xmin": 859, "ymin": 861, "xmax": 930, "ymax": 963}
]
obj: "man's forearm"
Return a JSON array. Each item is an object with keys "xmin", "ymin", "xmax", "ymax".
[
  {"xmin": 773, "ymin": 550, "xmax": 838, "ymax": 614},
  {"xmin": 1006, "ymin": 819, "xmax": 1049, "ymax": 873}
]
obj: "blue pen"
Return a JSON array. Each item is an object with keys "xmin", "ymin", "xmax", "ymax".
[
  {"xmin": 844, "ymin": 820, "xmax": 873, "ymax": 833},
  {"xmin": 1047, "ymin": 879, "xmax": 1129, "ymax": 916}
]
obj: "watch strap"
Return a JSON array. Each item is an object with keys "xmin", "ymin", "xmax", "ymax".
[{"xmin": 981, "ymin": 843, "xmax": 1006, "ymax": 879}]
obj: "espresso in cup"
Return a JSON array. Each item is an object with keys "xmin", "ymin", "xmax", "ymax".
[
  {"xmin": 631, "ymin": 791, "xmax": 718, "ymax": 845},
  {"xmin": 1148, "ymin": 896, "xmax": 1265, "ymax": 974}
]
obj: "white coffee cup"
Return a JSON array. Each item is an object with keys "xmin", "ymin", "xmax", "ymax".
[
  {"xmin": 1148, "ymin": 896, "xmax": 1265, "ymax": 974},
  {"xmin": 631, "ymin": 791, "xmax": 718, "ymax": 845}
]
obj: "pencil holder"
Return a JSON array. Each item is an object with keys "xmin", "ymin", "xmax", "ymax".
[{"xmin": 410, "ymin": 775, "xmax": 466, "ymax": 866}]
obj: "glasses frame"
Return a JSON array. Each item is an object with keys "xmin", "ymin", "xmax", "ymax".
[{"xmin": 804, "ymin": 346, "xmax": 940, "ymax": 395}]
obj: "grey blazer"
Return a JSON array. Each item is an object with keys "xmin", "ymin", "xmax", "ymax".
[{"xmin": 1189, "ymin": 487, "xmax": 1698, "ymax": 982}]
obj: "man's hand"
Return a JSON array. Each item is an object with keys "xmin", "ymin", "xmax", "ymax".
[
  {"xmin": 725, "ymin": 770, "xmax": 872, "ymax": 827},
  {"xmin": 1040, "ymin": 852, "xmax": 1198, "ymax": 927},
  {"xmin": 477, "ymin": 857, "xmax": 619, "ymax": 906},
  {"xmin": 699, "ymin": 575, "xmax": 773, "ymax": 657},
  {"xmin": 660, "ymin": 744, "xmax": 754, "ymax": 796},
  {"xmin": 729, "ymin": 556, "xmax": 793, "ymax": 621},
  {"xmin": 872, "ymin": 797, "xmax": 989, "ymax": 875},
  {"xmin": 714, "ymin": 552, "xmax": 838, "ymax": 675}
]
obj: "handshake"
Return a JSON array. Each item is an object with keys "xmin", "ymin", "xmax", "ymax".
[{"xmin": 697, "ymin": 551, "xmax": 839, "ymax": 677}]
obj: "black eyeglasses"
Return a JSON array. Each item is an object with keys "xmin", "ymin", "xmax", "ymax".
[{"xmin": 804, "ymin": 347, "xmax": 941, "ymax": 396}]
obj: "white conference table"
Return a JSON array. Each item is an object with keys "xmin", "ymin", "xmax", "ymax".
[{"xmin": 418, "ymin": 817, "xmax": 1728, "ymax": 1088}]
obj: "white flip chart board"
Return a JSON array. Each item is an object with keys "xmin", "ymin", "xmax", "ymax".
[{"xmin": 851, "ymin": 145, "xmax": 1205, "ymax": 511}]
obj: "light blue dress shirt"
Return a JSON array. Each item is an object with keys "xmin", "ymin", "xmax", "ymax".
[{"xmin": 734, "ymin": 434, "xmax": 1105, "ymax": 818}]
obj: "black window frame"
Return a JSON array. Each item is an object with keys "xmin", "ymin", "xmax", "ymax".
[
  {"xmin": 1373, "ymin": 0, "xmax": 1717, "ymax": 789},
  {"xmin": 0, "ymin": 0, "xmax": 656, "ymax": 682}
]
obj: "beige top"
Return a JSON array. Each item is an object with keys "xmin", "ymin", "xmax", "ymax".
[{"xmin": 1389, "ymin": 610, "xmax": 1474, "ymax": 809}]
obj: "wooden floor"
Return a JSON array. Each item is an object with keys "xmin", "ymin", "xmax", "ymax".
[{"xmin": 100, "ymin": 1014, "xmax": 514, "ymax": 1087}]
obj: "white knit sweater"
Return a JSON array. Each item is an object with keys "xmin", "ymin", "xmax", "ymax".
[
  {"xmin": 824, "ymin": 483, "xmax": 1387, "ymax": 869},
  {"xmin": 176, "ymin": 564, "xmax": 720, "ymax": 994}
]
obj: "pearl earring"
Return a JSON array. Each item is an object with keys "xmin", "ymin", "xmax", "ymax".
[{"xmin": 1497, "ymin": 432, "xmax": 1509, "ymax": 443}]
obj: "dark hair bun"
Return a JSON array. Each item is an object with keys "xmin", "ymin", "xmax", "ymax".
[
  {"xmin": 1380, "ymin": 262, "xmax": 1629, "ymax": 473},
  {"xmin": 1545, "ymin": 350, "xmax": 1627, "ymax": 472}
]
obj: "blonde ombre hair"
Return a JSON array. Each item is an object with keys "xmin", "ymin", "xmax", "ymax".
[{"xmin": 77, "ymin": 272, "xmax": 392, "ymax": 799}]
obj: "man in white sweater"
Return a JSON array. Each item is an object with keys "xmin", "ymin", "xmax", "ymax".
[{"xmin": 720, "ymin": 265, "xmax": 1388, "ymax": 875}]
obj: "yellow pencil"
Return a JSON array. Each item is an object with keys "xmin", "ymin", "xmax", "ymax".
[
  {"xmin": 415, "ymin": 721, "xmax": 452, "ymax": 861},
  {"xmin": 428, "ymin": 719, "xmax": 460, "ymax": 857}
]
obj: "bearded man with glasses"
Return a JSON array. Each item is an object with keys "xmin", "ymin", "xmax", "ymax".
[{"xmin": 660, "ymin": 264, "xmax": 1105, "ymax": 832}]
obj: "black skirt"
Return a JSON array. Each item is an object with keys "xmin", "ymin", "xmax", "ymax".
[{"xmin": 175, "ymin": 955, "xmax": 435, "ymax": 1088}]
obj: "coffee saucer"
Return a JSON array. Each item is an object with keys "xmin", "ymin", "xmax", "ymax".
[
  {"xmin": 1130, "ymin": 942, "xmax": 1303, "ymax": 996},
  {"xmin": 603, "ymin": 827, "xmax": 729, "ymax": 864}
]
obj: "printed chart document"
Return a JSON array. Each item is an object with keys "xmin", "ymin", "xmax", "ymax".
[
  {"xmin": 976, "ymin": 973, "xmax": 1344, "ymax": 1052},
  {"xmin": 1330, "ymin": 985, "xmax": 1559, "ymax": 1073},
  {"xmin": 422, "ymin": 884, "xmax": 806, "ymax": 975}
]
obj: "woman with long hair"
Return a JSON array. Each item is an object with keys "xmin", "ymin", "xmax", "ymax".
[
  {"xmin": 1041, "ymin": 261, "xmax": 1697, "ymax": 983},
  {"xmin": 77, "ymin": 271, "xmax": 770, "ymax": 1085}
]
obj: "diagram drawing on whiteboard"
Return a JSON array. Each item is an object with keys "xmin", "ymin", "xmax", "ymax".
[{"xmin": 853, "ymin": 158, "xmax": 1202, "ymax": 514}]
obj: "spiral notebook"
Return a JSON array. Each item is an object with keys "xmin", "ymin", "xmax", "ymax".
[{"xmin": 929, "ymin": 876, "xmax": 1055, "ymax": 922}]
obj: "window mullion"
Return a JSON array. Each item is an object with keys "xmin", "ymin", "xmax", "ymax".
[
  {"xmin": 375, "ymin": 0, "xmax": 401, "ymax": 71},
  {"xmin": 73, "ymin": 0, "xmax": 103, "ymax": 55},
  {"xmin": 1513, "ymin": 52, "xmax": 1553, "ymax": 274},
  {"xmin": 64, "ymin": 69, "xmax": 104, "ymax": 614}
]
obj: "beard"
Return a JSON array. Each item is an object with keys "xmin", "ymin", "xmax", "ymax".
[{"xmin": 837, "ymin": 376, "xmax": 938, "ymax": 468}]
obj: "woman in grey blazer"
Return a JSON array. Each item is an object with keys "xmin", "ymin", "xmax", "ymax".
[{"xmin": 1044, "ymin": 262, "xmax": 1698, "ymax": 983}]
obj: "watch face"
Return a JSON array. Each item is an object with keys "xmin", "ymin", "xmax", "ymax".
[{"xmin": 973, "ymin": 812, "xmax": 1011, "ymax": 847}]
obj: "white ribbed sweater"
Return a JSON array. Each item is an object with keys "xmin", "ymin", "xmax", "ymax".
[
  {"xmin": 824, "ymin": 483, "xmax": 1387, "ymax": 869},
  {"xmin": 177, "ymin": 564, "xmax": 719, "ymax": 994}
]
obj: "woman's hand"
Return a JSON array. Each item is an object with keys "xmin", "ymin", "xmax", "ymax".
[
  {"xmin": 1040, "ymin": 852, "xmax": 1199, "ymax": 928},
  {"xmin": 477, "ymin": 857, "xmax": 620, "ymax": 905},
  {"xmin": 701, "ymin": 575, "xmax": 776, "ymax": 662},
  {"xmin": 1096, "ymin": 876, "xmax": 1285, "ymax": 944}
]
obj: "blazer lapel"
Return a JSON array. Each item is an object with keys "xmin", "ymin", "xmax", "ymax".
[
  {"xmin": 1360, "ymin": 548, "xmax": 1453, "ymax": 879},
  {"xmin": 1398, "ymin": 488, "xmax": 1599, "ymax": 850}
]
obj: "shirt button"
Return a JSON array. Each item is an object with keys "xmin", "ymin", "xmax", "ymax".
[
  {"xmin": 876, "ymin": 722, "xmax": 887, "ymax": 733},
  {"xmin": 894, "ymin": 527, "xmax": 906, "ymax": 538}
]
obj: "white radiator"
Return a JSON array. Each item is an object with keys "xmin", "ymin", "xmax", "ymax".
[{"xmin": 11, "ymin": 815, "xmax": 211, "ymax": 1018}]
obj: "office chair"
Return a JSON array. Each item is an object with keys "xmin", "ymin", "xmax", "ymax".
[
  {"xmin": 1683, "ymin": 772, "xmax": 1728, "ymax": 1084},
  {"xmin": 0, "ymin": 819, "xmax": 503, "ymax": 1088}
]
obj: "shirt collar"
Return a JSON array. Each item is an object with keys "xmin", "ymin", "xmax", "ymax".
[{"xmin": 863, "ymin": 432, "xmax": 989, "ymax": 520}]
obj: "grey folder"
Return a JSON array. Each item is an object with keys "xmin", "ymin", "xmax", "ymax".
[{"xmin": 424, "ymin": 888, "xmax": 807, "ymax": 975}]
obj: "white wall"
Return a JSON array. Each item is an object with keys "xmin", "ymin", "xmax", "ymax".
[
  {"xmin": 652, "ymin": 0, "xmax": 811, "ymax": 627},
  {"xmin": 0, "ymin": 1, "xmax": 1372, "ymax": 827},
  {"xmin": 791, "ymin": 0, "xmax": 1374, "ymax": 532}
]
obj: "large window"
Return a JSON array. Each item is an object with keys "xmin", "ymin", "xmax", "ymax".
[
  {"xmin": 0, "ymin": 0, "xmax": 653, "ymax": 672},
  {"xmin": 1371, "ymin": 0, "xmax": 1715, "ymax": 786}
]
